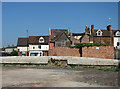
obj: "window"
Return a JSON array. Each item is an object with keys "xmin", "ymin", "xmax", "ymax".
[
  {"xmin": 96, "ymin": 30, "xmax": 102, "ymax": 36},
  {"xmin": 38, "ymin": 45, "xmax": 41, "ymax": 49},
  {"xmin": 33, "ymin": 47, "xmax": 35, "ymax": 49},
  {"xmin": 40, "ymin": 39, "xmax": 43, "ymax": 41},
  {"xmin": 39, "ymin": 37, "xmax": 44, "ymax": 43},
  {"xmin": 98, "ymin": 31, "xmax": 101, "ymax": 35},
  {"xmin": 116, "ymin": 31, "xmax": 120, "ymax": 36},
  {"xmin": 117, "ymin": 42, "xmax": 120, "ymax": 46},
  {"xmin": 61, "ymin": 41, "xmax": 66, "ymax": 47}
]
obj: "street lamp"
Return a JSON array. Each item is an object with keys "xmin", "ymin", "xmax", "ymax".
[{"xmin": 26, "ymin": 29, "xmax": 28, "ymax": 56}]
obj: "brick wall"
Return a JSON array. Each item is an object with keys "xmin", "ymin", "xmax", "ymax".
[
  {"xmin": 49, "ymin": 46, "xmax": 114, "ymax": 59},
  {"xmin": 82, "ymin": 46, "xmax": 114, "ymax": 59},
  {"xmin": 93, "ymin": 37, "xmax": 111, "ymax": 45},
  {"xmin": 49, "ymin": 47, "xmax": 80, "ymax": 56}
]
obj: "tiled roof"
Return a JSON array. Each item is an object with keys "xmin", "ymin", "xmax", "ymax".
[
  {"xmin": 29, "ymin": 36, "xmax": 49, "ymax": 44},
  {"xmin": 93, "ymin": 30, "xmax": 119, "ymax": 37},
  {"xmin": 50, "ymin": 29, "xmax": 68, "ymax": 40},
  {"xmin": 72, "ymin": 33, "xmax": 85, "ymax": 36},
  {"xmin": 17, "ymin": 38, "xmax": 28, "ymax": 47},
  {"xmin": 51, "ymin": 32, "xmax": 71, "ymax": 42}
]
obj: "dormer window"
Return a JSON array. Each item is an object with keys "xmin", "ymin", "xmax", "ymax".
[
  {"xmin": 116, "ymin": 31, "xmax": 120, "ymax": 36},
  {"xmin": 96, "ymin": 30, "xmax": 102, "ymax": 36},
  {"xmin": 39, "ymin": 37, "xmax": 44, "ymax": 43}
]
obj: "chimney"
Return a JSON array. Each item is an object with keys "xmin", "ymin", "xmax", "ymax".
[
  {"xmin": 91, "ymin": 25, "xmax": 94, "ymax": 33},
  {"xmin": 107, "ymin": 25, "xmax": 111, "ymax": 31},
  {"xmin": 12, "ymin": 45, "xmax": 14, "ymax": 47},
  {"xmin": 85, "ymin": 25, "xmax": 89, "ymax": 33}
]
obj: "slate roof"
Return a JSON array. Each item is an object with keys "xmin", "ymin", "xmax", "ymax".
[
  {"xmin": 29, "ymin": 36, "xmax": 49, "ymax": 45},
  {"xmin": 17, "ymin": 38, "xmax": 28, "ymax": 47}
]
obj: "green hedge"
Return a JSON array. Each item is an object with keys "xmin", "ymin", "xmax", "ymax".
[
  {"xmin": 68, "ymin": 43, "xmax": 107, "ymax": 48},
  {"xmin": 10, "ymin": 51, "xmax": 18, "ymax": 56}
]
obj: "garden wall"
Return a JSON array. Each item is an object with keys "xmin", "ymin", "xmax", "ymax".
[
  {"xmin": 49, "ymin": 47, "xmax": 80, "ymax": 57},
  {"xmin": 49, "ymin": 46, "xmax": 114, "ymax": 59},
  {"xmin": 82, "ymin": 46, "xmax": 114, "ymax": 59}
]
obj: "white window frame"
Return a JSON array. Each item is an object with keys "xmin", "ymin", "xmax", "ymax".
[
  {"xmin": 96, "ymin": 30, "xmax": 102, "ymax": 36},
  {"xmin": 39, "ymin": 37, "xmax": 44, "ymax": 43},
  {"xmin": 116, "ymin": 31, "xmax": 120, "ymax": 36}
]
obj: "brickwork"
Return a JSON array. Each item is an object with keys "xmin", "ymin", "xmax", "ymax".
[
  {"xmin": 93, "ymin": 37, "xmax": 111, "ymax": 45},
  {"xmin": 82, "ymin": 46, "xmax": 114, "ymax": 59},
  {"xmin": 49, "ymin": 47, "xmax": 80, "ymax": 57},
  {"xmin": 81, "ymin": 34, "xmax": 90, "ymax": 43},
  {"xmin": 49, "ymin": 46, "xmax": 114, "ymax": 59}
]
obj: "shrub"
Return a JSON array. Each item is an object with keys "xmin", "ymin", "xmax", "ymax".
[
  {"xmin": 10, "ymin": 51, "xmax": 18, "ymax": 56},
  {"xmin": 68, "ymin": 43, "xmax": 107, "ymax": 48}
]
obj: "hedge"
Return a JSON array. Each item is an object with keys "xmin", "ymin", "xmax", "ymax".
[{"xmin": 68, "ymin": 43, "xmax": 107, "ymax": 48}]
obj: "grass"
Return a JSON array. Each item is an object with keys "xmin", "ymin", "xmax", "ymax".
[
  {"xmin": 2, "ymin": 63, "xmax": 120, "ymax": 72},
  {"xmin": 83, "ymin": 66, "xmax": 95, "ymax": 69},
  {"xmin": 56, "ymin": 64, "xmax": 61, "ymax": 67},
  {"xmin": 69, "ymin": 64, "xmax": 76, "ymax": 68}
]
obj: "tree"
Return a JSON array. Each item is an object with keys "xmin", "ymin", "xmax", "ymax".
[{"xmin": 10, "ymin": 51, "xmax": 18, "ymax": 56}]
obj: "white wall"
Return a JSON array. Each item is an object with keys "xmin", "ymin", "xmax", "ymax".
[
  {"xmin": 73, "ymin": 36, "xmax": 82, "ymax": 40},
  {"xmin": 114, "ymin": 37, "xmax": 120, "ymax": 48},
  {"xmin": 17, "ymin": 47, "xmax": 28, "ymax": 51},
  {"xmin": 29, "ymin": 45, "xmax": 49, "ymax": 51}
]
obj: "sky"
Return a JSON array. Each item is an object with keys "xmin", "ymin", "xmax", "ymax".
[{"xmin": 2, "ymin": 2, "xmax": 119, "ymax": 47}]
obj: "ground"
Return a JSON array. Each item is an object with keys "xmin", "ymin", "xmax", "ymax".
[{"xmin": 2, "ymin": 66, "xmax": 119, "ymax": 87}]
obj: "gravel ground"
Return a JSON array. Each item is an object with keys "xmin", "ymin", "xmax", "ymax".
[{"xmin": 2, "ymin": 66, "xmax": 119, "ymax": 87}]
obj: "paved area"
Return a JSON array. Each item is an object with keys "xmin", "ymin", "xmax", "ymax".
[{"xmin": 2, "ymin": 66, "xmax": 118, "ymax": 87}]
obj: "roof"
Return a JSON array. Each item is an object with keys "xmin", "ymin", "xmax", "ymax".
[
  {"xmin": 6, "ymin": 46, "xmax": 17, "ymax": 49},
  {"xmin": 50, "ymin": 29, "xmax": 68, "ymax": 40},
  {"xmin": 17, "ymin": 38, "xmax": 28, "ymax": 47},
  {"xmin": 72, "ymin": 33, "xmax": 85, "ymax": 36},
  {"xmin": 51, "ymin": 32, "xmax": 71, "ymax": 42},
  {"xmin": 29, "ymin": 36, "xmax": 49, "ymax": 45},
  {"xmin": 93, "ymin": 30, "xmax": 119, "ymax": 37}
]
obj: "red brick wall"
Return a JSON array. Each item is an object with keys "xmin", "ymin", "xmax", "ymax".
[
  {"xmin": 48, "ymin": 46, "xmax": 114, "ymax": 59},
  {"xmin": 82, "ymin": 46, "xmax": 114, "ymax": 59},
  {"xmin": 93, "ymin": 37, "xmax": 111, "ymax": 45},
  {"xmin": 49, "ymin": 47, "xmax": 80, "ymax": 56}
]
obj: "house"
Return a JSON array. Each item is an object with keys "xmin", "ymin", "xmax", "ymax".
[
  {"xmin": 69, "ymin": 26, "xmax": 91, "ymax": 46},
  {"xmin": 28, "ymin": 36, "xmax": 49, "ymax": 56},
  {"xmin": 5, "ymin": 45, "xmax": 17, "ymax": 53},
  {"xmin": 49, "ymin": 29, "xmax": 72, "ymax": 49},
  {"xmin": 113, "ymin": 30, "xmax": 120, "ymax": 49},
  {"xmin": 88, "ymin": 25, "xmax": 120, "ymax": 49},
  {"xmin": 17, "ymin": 38, "xmax": 29, "ymax": 56},
  {"xmin": 69, "ymin": 25, "xmax": 120, "ymax": 48}
]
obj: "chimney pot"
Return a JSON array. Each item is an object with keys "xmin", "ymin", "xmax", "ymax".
[
  {"xmin": 91, "ymin": 25, "xmax": 94, "ymax": 33},
  {"xmin": 107, "ymin": 25, "xmax": 111, "ymax": 31}
]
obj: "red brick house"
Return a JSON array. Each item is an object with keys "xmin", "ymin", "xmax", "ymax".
[
  {"xmin": 69, "ymin": 25, "xmax": 120, "ymax": 48},
  {"xmin": 49, "ymin": 29, "xmax": 72, "ymax": 49}
]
